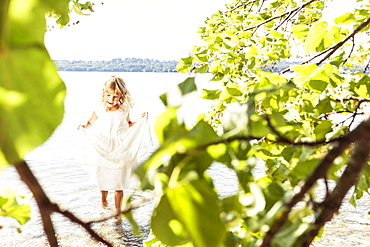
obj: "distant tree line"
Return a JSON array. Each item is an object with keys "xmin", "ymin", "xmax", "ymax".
[
  {"xmin": 53, "ymin": 58, "xmax": 179, "ymax": 72},
  {"xmin": 53, "ymin": 57, "xmax": 300, "ymax": 73},
  {"xmin": 53, "ymin": 58, "xmax": 364, "ymax": 74}
]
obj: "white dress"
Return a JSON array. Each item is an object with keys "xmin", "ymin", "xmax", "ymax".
[{"xmin": 76, "ymin": 105, "xmax": 153, "ymax": 190}]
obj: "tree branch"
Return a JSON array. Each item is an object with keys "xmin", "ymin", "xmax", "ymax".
[
  {"xmin": 259, "ymin": 115, "xmax": 370, "ymax": 247},
  {"xmin": 14, "ymin": 160, "xmax": 114, "ymax": 247},
  {"xmin": 14, "ymin": 160, "xmax": 58, "ymax": 246},
  {"xmin": 227, "ymin": 0, "xmax": 259, "ymax": 13},
  {"xmin": 303, "ymin": 117, "xmax": 370, "ymax": 246},
  {"xmin": 274, "ymin": 4, "xmax": 303, "ymax": 31},
  {"xmin": 317, "ymin": 18, "xmax": 370, "ymax": 65},
  {"xmin": 316, "ymin": 17, "xmax": 370, "ymax": 66},
  {"xmin": 282, "ymin": 16, "xmax": 370, "ymax": 74},
  {"xmin": 240, "ymin": 0, "xmax": 317, "ymax": 32}
]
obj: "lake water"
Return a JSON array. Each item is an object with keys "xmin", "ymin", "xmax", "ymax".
[
  {"xmin": 1, "ymin": 72, "xmax": 369, "ymax": 247},
  {"xmin": 0, "ymin": 71, "xmax": 240, "ymax": 247}
]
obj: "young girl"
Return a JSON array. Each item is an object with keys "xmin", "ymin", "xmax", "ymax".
[{"xmin": 76, "ymin": 75, "xmax": 153, "ymax": 216}]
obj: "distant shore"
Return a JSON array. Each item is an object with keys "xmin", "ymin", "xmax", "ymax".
[{"xmin": 53, "ymin": 57, "xmax": 179, "ymax": 72}]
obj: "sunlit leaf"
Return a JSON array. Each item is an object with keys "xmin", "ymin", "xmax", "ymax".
[
  {"xmin": 291, "ymin": 24, "xmax": 309, "ymax": 40},
  {"xmin": 151, "ymin": 194, "xmax": 189, "ymax": 246},
  {"xmin": 176, "ymin": 56, "xmax": 194, "ymax": 73},
  {"xmin": 289, "ymin": 159, "xmax": 320, "ymax": 186},
  {"xmin": 167, "ymin": 179, "xmax": 226, "ymax": 247},
  {"xmin": 201, "ymin": 89, "xmax": 221, "ymax": 100},
  {"xmin": 304, "ymin": 22, "xmax": 328, "ymax": 52},
  {"xmin": 271, "ymin": 219, "xmax": 310, "ymax": 247},
  {"xmin": 314, "ymin": 120, "xmax": 333, "ymax": 140},
  {"xmin": 0, "ymin": 0, "xmax": 67, "ymax": 167},
  {"xmin": 178, "ymin": 77, "xmax": 197, "ymax": 96},
  {"xmin": 0, "ymin": 189, "xmax": 32, "ymax": 225},
  {"xmin": 334, "ymin": 12, "xmax": 356, "ymax": 24}
]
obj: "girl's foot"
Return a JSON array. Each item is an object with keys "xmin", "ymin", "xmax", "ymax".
[
  {"xmin": 102, "ymin": 200, "xmax": 108, "ymax": 209},
  {"xmin": 115, "ymin": 207, "xmax": 122, "ymax": 220}
]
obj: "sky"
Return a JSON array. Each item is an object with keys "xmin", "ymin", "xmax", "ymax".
[
  {"xmin": 44, "ymin": 0, "xmax": 356, "ymax": 62},
  {"xmin": 45, "ymin": 0, "xmax": 229, "ymax": 61}
]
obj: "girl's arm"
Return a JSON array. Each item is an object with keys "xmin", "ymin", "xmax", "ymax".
[
  {"xmin": 78, "ymin": 111, "xmax": 98, "ymax": 129},
  {"xmin": 127, "ymin": 112, "xmax": 147, "ymax": 127}
]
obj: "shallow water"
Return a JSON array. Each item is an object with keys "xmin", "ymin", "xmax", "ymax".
[{"xmin": 1, "ymin": 72, "xmax": 369, "ymax": 247}]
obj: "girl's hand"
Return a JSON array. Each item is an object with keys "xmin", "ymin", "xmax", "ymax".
[
  {"xmin": 128, "ymin": 112, "xmax": 147, "ymax": 127},
  {"xmin": 77, "ymin": 125, "xmax": 86, "ymax": 130}
]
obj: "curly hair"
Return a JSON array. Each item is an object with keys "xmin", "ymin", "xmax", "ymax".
[{"xmin": 101, "ymin": 75, "xmax": 134, "ymax": 111}]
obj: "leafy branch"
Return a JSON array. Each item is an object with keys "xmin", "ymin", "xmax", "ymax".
[
  {"xmin": 281, "ymin": 16, "xmax": 370, "ymax": 74},
  {"xmin": 259, "ymin": 115, "xmax": 370, "ymax": 247},
  {"xmin": 239, "ymin": 0, "xmax": 317, "ymax": 33}
]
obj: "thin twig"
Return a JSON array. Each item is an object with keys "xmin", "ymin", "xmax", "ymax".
[
  {"xmin": 274, "ymin": 5, "xmax": 303, "ymax": 31},
  {"xmin": 341, "ymin": 36, "xmax": 355, "ymax": 66},
  {"xmin": 281, "ymin": 16, "xmax": 370, "ymax": 74},
  {"xmin": 316, "ymin": 17, "xmax": 370, "ymax": 66},
  {"xmin": 239, "ymin": 0, "xmax": 317, "ymax": 33},
  {"xmin": 363, "ymin": 58, "xmax": 370, "ymax": 73}
]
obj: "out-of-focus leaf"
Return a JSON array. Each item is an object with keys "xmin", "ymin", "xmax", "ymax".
[
  {"xmin": 0, "ymin": 0, "xmax": 67, "ymax": 167},
  {"xmin": 151, "ymin": 194, "xmax": 189, "ymax": 246},
  {"xmin": 167, "ymin": 179, "xmax": 226, "ymax": 247},
  {"xmin": 178, "ymin": 77, "xmax": 197, "ymax": 96},
  {"xmin": 0, "ymin": 188, "xmax": 32, "ymax": 225}
]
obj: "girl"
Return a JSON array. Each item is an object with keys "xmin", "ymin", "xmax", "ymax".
[{"xmin": 76, "ymin": 75, "xmax": 153, "ymax": 216}]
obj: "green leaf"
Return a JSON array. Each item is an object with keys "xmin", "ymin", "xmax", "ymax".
[
  {"xmin": 221, "ymin": 194, "xmax": 243, "ymax": 213},
  {"xmin": 122, "ymin": 209, "xmax": 141, "ymax": 236},
  {"xmin": 1, "ymin": 0, "xmax": 67, "ymax": 167},
  {"xmin": 194, "ymin": 64, "xmax": 208, "ymax": 73},
  {"xmin": 308, "ymin": 79, "xmax": 328, "ymax": 91},
  {"xmin": 226, "ymin": 86, "xmax": 243, "ymax": 96},
  {"xmin": 0, "ymin": 189, "xmax": 32, "ymax": 225},
  {"xmin": 289, "ymin": 159, "xmax": 320, "ymax": 186},
  {"xmin": 151, "ymin": 194, "xmax": 189, "ymax": 246},
  {"xmin": 272, "ymin": 220, "xmax": 310, "ymax": 247},
  {"xmin": 316, "ymin": 97, "xmax": 333, "ymax": 115},
  {"xmin": 159, "ymin": 77, "xmax": 197, "ymax": 107},
  {"xmin": 178, "ymin": 77, "xmax": 197, "ymax": 96},
  {"xmin": 207, "ymin": 143, "xmax": 230, "ymax": 163},
  {"xmin": 291, "ymin": 24, "xmax": 309, "ymax": 40},
  {"xmin": 167, "ymin": 179, "xmax": 226, "ymax": 247},
  {"xmin": 201, "ymin": 89, "xmax": 221, "ymax": 100},
  {"xmin": 304, "ymin": 22, "xmax": 328, "ymax": 52},
  {"xmin": 314, "ymin": 120, "xmax": 333, "ymax": 140},
  {"xmin": 291, "ymin": 64, "xmax": 318, "ymax": 77},
  {"xmin": 334, "ymin": 12, "xmax": 356, "ymax": 24},
  {"xmin": 176, "ymin": 56, "xmax": 194, "ymax": 73}
]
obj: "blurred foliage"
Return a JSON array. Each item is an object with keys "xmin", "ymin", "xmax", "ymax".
[
  {"xmin": 0, "ymin": 188, "xmax": 32, "ymax": 230},
  {"xmin": 0, "ymin": 0, "xmax": 92, "ymax": 230},
  {"xmin": 138, "ymin": 0, "xmax": 370, "ymax": 246}
]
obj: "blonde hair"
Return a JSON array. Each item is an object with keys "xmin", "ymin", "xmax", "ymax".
[{"xmin": 101, "ymin": 75, "xmax": 134, "ymax": 111}]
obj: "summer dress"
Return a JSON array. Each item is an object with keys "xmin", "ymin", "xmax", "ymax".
[{"xmin": 76, "ymin": 105, "xmax": 153, "ymax": 190}]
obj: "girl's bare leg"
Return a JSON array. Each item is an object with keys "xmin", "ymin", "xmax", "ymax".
[
  {"xmin": 101, "ymin": 190, "xmax": 108, "ymax": 208},
  {"xmin": 115, "ymin": 190, "xmax": 124, "ymax": 216}
]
